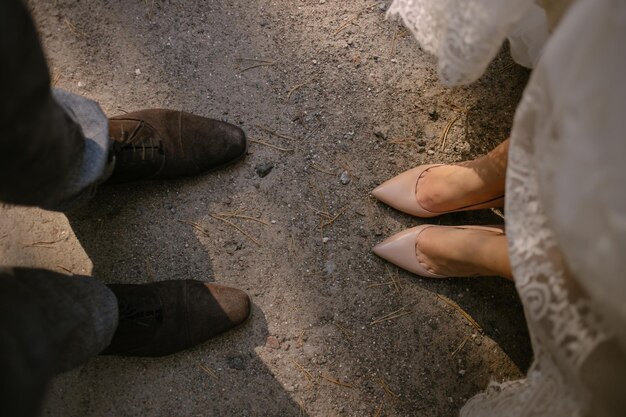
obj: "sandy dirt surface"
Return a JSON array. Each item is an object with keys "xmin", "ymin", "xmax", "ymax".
[{"xmin": 1, "ymin": 0, "xmax": 532, "ymax": 416}]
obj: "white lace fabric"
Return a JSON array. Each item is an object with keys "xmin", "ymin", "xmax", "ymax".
[
  {"xmin": 388, "ymin": 0, "xmax": 537, "ymax": 85},
  {"xmin": 389, "ymin": 0, "xmax": 626, "ymax": 415}
]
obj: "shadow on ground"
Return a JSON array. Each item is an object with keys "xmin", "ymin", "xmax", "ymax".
[{"xmin": 50, "ymin": 182, "xmax": 307, "ymax": 416}]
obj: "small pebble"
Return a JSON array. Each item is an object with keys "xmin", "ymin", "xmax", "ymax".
[
  {"xmin": 227, "ymin": 356, "xmax": 245, "ymax": 370},
  {"xmin": 135, "ymin": 68, "xmax": 141, "ymax": 75},
  {"xmin": 428, "ymin": 106, "xmax": 439, "ymax": 121},
  {"xmin": 325, "ymin": 260, "xmax": 336, "ymax": 274},
  {"xmin": 224, "ymin": 240, "xmax": 240, "ymax": 255},
  {"xmin": 427, "ymin": 149, "xmax": 435, "ymax": 155},
  {"xmin": 340, "ymin": 171, "xmax": 351, "ymax": 185},
  {"xmin": 373, "ymin": 125, "xmax": 389, "ymax": 140},
  {"xmin": 255, "ymin": 162, "xmax": 274, "ymax": 177},
  {"xmin": 322, "ymin": 237, "xmax": 330, "ymax": 243},
  {"xmin": 266, "ymin": 335, "xmax": 280, "ymax": 350}
]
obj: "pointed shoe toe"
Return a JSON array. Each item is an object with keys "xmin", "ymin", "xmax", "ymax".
[
  {"xmin": 373, "ymin": 225, "xmax": 446, "ymax": 278},
  {"xmin": 372, "ymin": 164, "xmax": 443, "ymax": 218},
  {"xmin": 203, "ymin": 283, "xmax": 251, "ymax": 327}
]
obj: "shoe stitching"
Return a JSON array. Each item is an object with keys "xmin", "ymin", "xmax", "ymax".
[{"xmin": 112, "ymin": 117, "xmax": 165, "ymax": 146}]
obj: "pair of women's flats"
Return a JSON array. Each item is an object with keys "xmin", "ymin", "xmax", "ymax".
[{"xmin": 371, "ymin": 164, "xmax": 504, "ymax": 278}]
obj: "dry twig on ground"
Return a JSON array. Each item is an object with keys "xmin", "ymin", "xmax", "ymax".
[
  {"xmin": 450, "ymin": 334, "xmax": 471, "ymax": 359},
  {"xmin": 376, "ymin": 377, "xmax": 400, "ymax": 399},
  {"xmin": 64, "ymin": 18, "xmax": 88, "ymax": 38},
  {"xmin": 239, "ymin": 62, "xmax": 274, "ymax": 73},
  {"xmin": 250, "ymin": 138, "xmax": 294, "ymax": 152},
  {"xmin": 333, "ymin": 3, "xmax": 378, "ymax": 36},
  {"xmin": 255, "ymin": 125, "xmax": 299, "ymax": 141},
  {"xmin": 373, "ymin": 399, "xmax": 385, "ymax": 417},
  {"xmin": 370, "ymin": 303, "xmax": 415, "ymax": 325},
  {"xmin": 309, "ymin": 163, "xmax": 336, "ymax": 176},
  {"xmin": 386, "ymin": 265, "xmax": 402, "ymax": 295},
  {"xmin": 236, "ymin": 58, "xmax": 275, "ymax": 73},
  {"xmin": 496, "ymin": 61, "xmax": 516, "ymax": 75},
  {"xmin": 334, "ymin": 322, "xmax": 353, "ymax": 340},
  {"xmin": 197, "ymin": 363, "xmax": 218, "ymax": 380},
  {"xmin": 52, "ymin": 73, "xmax": 62, "ymax": 86},
  {"xmin": 56, "ymin": 265, "xmax": 73, "ymax": 275},
  {"xmin": 491, "ymin": 208, "xmax": 505, "ymax": 219},
  {"xmin": 177, "ymin": 219, "xmax": 210, "ymax": 237},
  {"xmin": 436, "ymin": 294, "xmax": 484, "ymax": 334},
  {"xmin": 320, "ymin": 206, "xmax": 349, "ymax": 228},
  {"xmin": 320, "ymin": 374, "xmax": 353, "ymax": 388},
  {"xmin": 337, "ymin": 157, "xmax": 360, "ymax": 179},
  {"xmin": 287, "ymin": 77, "xmax": 315, "ymax": 100},
  {"xmin": 209, "ymin": 214, "xmax": 262, "ymax": 246},
  {"xmin": 389, "ymin": 27, "xmax": 404, "ymax": 58},
  {"xmin": 367, "ymin": 281, "xmax": 394, "ymax": 288},
  {"xmin": 22, "ymin": 236, "xmax": 65, "ymax": 248},
  {"xmin": 292, "ymin": 360, "xmax": 315, "ymax": 383},
  {"xmin": 215, "ymin": 209, "xmax": 269, "ymax": 225},
  {"xmin": 388, "ymin": 138, "xmax": 415, "ymax": 145},
  {"xmin": 440, "ymin": 114, "xmax": 463, "ymax": 152}
]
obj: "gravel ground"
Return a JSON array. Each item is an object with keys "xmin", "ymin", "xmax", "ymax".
[{"xmin": 1, "ymin": 1, "xmax": 532, "ymax": 416}]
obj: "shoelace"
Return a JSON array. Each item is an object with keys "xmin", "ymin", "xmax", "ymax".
[
  {"xmin": 118, "ymin": 294, "xmax": 162, "ymax": 327},
  {"xmin": 116, "ymin": 120, "xmax": 164, "ymax": 162}
]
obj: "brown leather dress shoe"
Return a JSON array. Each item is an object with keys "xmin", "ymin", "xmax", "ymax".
[
  {"xmin": 100, "ymin": 280, "xmax": 250, "ymax": 357},
  {"xmin": 106, "ymin": 109, "xmax": 247, "ymax": 183}
]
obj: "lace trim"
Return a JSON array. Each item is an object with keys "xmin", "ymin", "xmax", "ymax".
[
  {"xmin": 388, "ymin": 0, "xmax": 534, "ymax": 85},
  {"xmin": 460, "ymin": 71, "xmax": 612, "ymax": 417}
]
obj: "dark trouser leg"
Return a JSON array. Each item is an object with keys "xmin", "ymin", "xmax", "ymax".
[
  {"xmin": 0, "ymin": 267, "xmax": 118, "ymax": 417},
  {"xmin": 0, "ymin": 0, "xmax": 111, "ymax": 211}
]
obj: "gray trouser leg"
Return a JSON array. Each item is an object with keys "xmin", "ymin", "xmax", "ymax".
[
  {"xmin": 0, "ymin": 0, "xmax": 110, "ymax": 212},
  {"xmin": 46, "ymin": 89, "xmax": 113, "ymax": 211},
  {"xmin": 0, "ymin": 267, "xmax": 118, "ymax": 417}
]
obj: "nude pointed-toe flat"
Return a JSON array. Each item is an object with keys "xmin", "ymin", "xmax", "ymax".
[
  {"xmin": 371, "ymin": 164, "xmax": 504, "ymax": 218},
  {"xmin": 372, "ymin": 225, "xmax": 505, "ymax": 278},
  {"xmin": 372, "ymin": 225, "xmax": 446, "ymax": 278}
]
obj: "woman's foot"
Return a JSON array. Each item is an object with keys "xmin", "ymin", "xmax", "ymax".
[
  {"xmin": 416, "ymin": 140, "xmax": 508, "ymax": 213},
  {"xmin": 415, "ymin": 165, "xmax": 503, "ymax": 212},
  {"xmin": 373, "ymin": 225, "xmax": 512, "ymax": 280},
  {"xmin": 372, "ymin": 140, "xmax": 509, "ymax": 217},
  {"xmin": 416, "ymin": 226, "xmax": 512, "ymax": 279}
]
